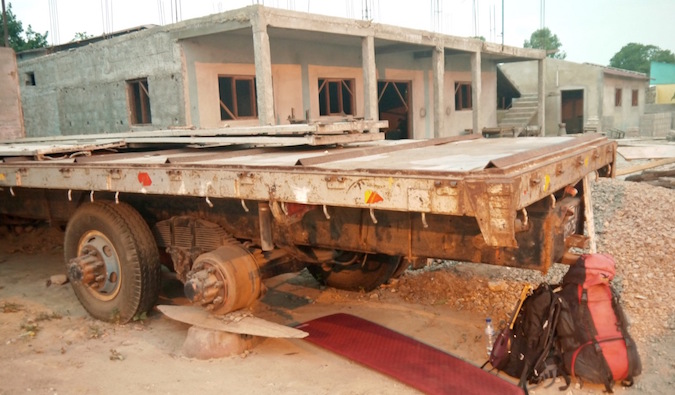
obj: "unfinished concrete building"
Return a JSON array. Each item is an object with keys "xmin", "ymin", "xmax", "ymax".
[
  {"xmin": 499, "ymin": 58, "xmax": 648, "ymax": 135},
  {"xmin": 14, "ymin": 5, "xmax": 547, "ymax": 139}
]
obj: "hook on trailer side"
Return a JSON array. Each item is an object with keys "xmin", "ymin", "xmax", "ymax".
[{"xmin": 369, "ymin": 208, "xmax": 378, "ymax": 224}]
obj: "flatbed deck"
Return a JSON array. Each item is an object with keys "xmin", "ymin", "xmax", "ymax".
[{"xmin": 0, "ymin": 133, "xmax": 615, "ymax": 249}]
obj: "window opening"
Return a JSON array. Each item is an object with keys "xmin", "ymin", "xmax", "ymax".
[
  {"xmin": 25, "ymin": 72, "xmax": 36, "ymax": 86},
  {"xmin": 318, "ymin": 78, "xmax": 354, "ymax": 116},
  {"xmin": 218, "ymin": 76, "xmax": 257, "ymax": 120},
  {"xmin": 454, "ymin": 82, "xmax": 472, "ymax": 110},
  {"xmin": 631, "ymin": 89, "xmax": 638, "ymax": 107},
  {"xmin": 615, "ymin": 88, "xmax": 622, "ymax": 107},
  {"xmin": 378, "ymin": 80, "xmax": 411, "ymax": 140},
  {"xmin": 127, "ymin": 78, "xmax": 152, "ymax": 125}
]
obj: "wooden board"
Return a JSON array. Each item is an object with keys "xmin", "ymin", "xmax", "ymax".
[
  {"xmin": 617, "ymin": 145, "xmax": 675, "ymax": 160},
  {"xmin": 157, "ymin": 305, "xmax": 308, "ymax": 338}
]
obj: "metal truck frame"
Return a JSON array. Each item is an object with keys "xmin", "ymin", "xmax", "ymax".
[{"xmin": 0, "ymin": 123, "xmax": 616, "ymax": 323}]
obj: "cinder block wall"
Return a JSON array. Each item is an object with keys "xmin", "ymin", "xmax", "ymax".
[
  {"xmin": 17, "ymin": 29, "xmax": 186, "ymax": 137},
  {"xmin": 639, "ymin": 112, "xmax": 673, "ymax": 137}
]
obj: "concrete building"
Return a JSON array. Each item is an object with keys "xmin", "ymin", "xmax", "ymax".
[
  {"xmin": 500, "ymin": 58, "xmax": 648, "ymax": 135},
  {"xmin": 14, "ymin": 5, "xmax": 546, "ymax": 139},
  {"xmin": 649, "ymin": 62, "xmax": 675, "ymax": 104}
]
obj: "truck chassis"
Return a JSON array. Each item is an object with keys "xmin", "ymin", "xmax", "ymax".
[{"xmin": 0, "ymin": 125, "xmax": 616, "ymax": 322}]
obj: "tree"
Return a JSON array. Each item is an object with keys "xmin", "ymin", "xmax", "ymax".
[
  {"xmin": 0, "ymin": 2, "xmax": 48, "ymax": 52},
  {"xmin": 72, "ymin": 32, "xmax": 94, "ymax": 42},
  {"xmin": 524, "ymin": 28, "xmax": 566, "ymax": 59},
  {"xmin": 609, "ymin": 43, "xmax": 675, "ymax": 74}
]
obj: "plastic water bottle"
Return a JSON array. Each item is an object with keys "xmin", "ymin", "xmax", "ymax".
[{"xmin": 485, "ymin": 317, "xmax": 495, "ymax": 357}]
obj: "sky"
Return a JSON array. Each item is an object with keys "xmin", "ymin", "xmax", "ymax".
[{"xmin": 8, "ymin": 0, "xmax": 675, "ymax": 66}]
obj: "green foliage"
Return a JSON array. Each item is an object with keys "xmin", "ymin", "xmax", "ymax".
[
  {"xmin": 609, "ymin": 43, "xmax": 675, "ymax": 74},
  {"xmin": 523, "ymin": 28, "xmax": 566, "ymax": 59},
  {"xmin": 0, "ymin": 2, "xmax": 49, "ymax": 52},
  {"xmin": 72, "ymin": 32, "xmax": 93, "ymax": 42}
]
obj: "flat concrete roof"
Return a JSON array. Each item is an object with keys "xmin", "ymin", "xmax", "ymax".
[{"xmin": 170, "ymin": 5, "xmax": 545, "ymax": 62}]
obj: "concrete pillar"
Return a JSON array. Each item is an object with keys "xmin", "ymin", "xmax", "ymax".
[
  {"xmin": 471, "ymin": 51, "xmax": 482, "ymax": 136},
  {"xmin": 362, "ymin": 35, "xmax": 379, "ymax": 132},
  {"xmin": 0, "ymin": 47, "xmax": 24, "ymax": 139},
  {"xmin": 538, "ymin": 58, "xmax": 546, "ymax": 135},
  {"xmin": 432, "ymin": 45, "xmax": 444, "ymax": 138},
  {"xmin": 252, "ymin": 15, "xmax": 275, "ymax": 126}
]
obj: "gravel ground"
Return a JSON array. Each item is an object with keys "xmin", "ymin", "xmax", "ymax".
[{"xmin": 378, "ymin": 177, "xmax": 674, "ymax": 393}]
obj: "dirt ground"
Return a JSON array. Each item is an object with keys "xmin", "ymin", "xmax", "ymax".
[{"xmin": 0, "ymin": 177, "xmax": 673, "ymax": 395}]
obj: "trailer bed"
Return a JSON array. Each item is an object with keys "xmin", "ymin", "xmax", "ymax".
[{"xmin": 0, "ymin": 133, "xmax": 615, "ymax": 249}]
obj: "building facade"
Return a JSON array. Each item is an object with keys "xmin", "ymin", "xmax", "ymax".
[
  {"xmin": 500, "ymin": 58, "xmax": 648, "ymax": 135},
  {"xmin": 15, "ymin": 5, "xmax": 545, "ymax": 139}
]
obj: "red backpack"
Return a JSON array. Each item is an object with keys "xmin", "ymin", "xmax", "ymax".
[{"xmin": 558, "ymin": 254, "xmax": 641, "ymax": 392}]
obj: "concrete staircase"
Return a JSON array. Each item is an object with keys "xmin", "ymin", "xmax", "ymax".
[{"xmin": 499, "ymin": 94, "xmax": 538, "ymax": 129}]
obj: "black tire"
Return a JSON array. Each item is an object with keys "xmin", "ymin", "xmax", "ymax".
[
  {"xmin": 308, "ymin": 253, "xmax": 401, "ymax": 292},
  {"xmin": 64, "ymin": 201, "xmax": 161, "ymax": 323}
]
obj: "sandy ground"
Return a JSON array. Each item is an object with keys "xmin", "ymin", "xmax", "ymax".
[
  {"xmin": 0, "ymin": 245, "xmax": 487, "ymax": 395},
  {"xmin": 1, "ymin": 177, "xmax": 673, "ymax": 395}
]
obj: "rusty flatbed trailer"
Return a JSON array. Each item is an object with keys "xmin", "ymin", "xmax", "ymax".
[{"xmin": 0, "ymin": 129, "xmax": 616, "ymax": 323}]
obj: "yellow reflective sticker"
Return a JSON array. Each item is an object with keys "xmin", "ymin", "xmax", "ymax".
[
  {"xmin": 0, "ymin": 173, "xmax": 5, "ymax": 181},
  {"xmin": 544, "ymin": 174, "xmax": 550, "ymax": 192}
]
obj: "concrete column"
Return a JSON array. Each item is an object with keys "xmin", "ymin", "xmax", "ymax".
[
  {"xmin": 252, "ymin": 15, "xmax": 275, "ymax": 126},
  {"xmin": 362, "ymin": 35, "xmax": 379, "ymax": 132},
  {"xmin": 471, "ymin": 51, "xmax": 482, "ymax": 135},
  {"xmin": 432, "ymin": 45, "xmax": 444, "ymax": 138},
  {"xmin": 538, "ymin": 58, "xmax": 546, "ymax": 135}
]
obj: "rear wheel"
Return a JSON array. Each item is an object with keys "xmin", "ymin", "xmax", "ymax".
[
  {"xmin": 64, "ymin": 202, "xmax": 161, "ymax": 323},
  {"xmin": 308, "ymin": 253, "xmax": 401, "ymax": 292}
]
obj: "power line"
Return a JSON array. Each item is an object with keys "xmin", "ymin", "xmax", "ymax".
[
  {"xmin": 100, "ymin": 0, "xmax": 113, "ymax": 37},
  {"xmin": 430, "ymin": 0, "xmax": 443, "ymax": 33},
  {"xmin": 48, "ymin": 0, "xmax": 60, "ymax": 45}
]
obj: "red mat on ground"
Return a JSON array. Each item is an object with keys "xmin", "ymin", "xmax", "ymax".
[{"xmin": 299, "ymin": 313, "xmax": 523, "ymax": 395}]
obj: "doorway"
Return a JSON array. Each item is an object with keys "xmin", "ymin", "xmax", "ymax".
[
  {"xmin": 378, "ymin": 81, "xmax": 411, "ymax": 140},
  {"xmin": 561, "ymin": 90, "xmax": 584, "ymax": 134}
]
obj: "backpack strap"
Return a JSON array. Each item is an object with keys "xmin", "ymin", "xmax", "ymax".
[
  {"xmin": 609, "ymin": 288, "xmax": 638, "ymax": 388},
  {"xmin": 574, "ymin": 289, "xmax": 616, "ymax": 393}
]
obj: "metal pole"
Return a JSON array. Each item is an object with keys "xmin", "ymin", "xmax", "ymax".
[
  {"xmin": 501, "ymin": 0, "xmax": 504, "ymax": 45},
  {"xmin": 2, "ymin": 0, "xmax": 9, "ymax": 48}
]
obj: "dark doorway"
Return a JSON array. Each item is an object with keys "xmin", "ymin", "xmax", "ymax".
[
  {"xmin": 561, "ymin": 89, "xmax": 584, "ymax": 134},
  {"xmin": 378, "ymin": 81, "xmax": 411, "ymax": 140}
]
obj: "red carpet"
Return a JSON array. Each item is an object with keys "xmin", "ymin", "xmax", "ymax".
[{"xmin": 299, "ymin": 313, "xmax": 523, "ymax": 395}]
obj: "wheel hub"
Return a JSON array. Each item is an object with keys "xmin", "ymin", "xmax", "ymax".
[
  {"xmin": 184, "ymin": 245, "xmax": 263, "ymax": 314},
  {"xmin": 68, "ymin": 231, "xmax": 122, "ymax": 301},
  {"xmin": 67, "ymin": 250, "xmax": 106, "ymax": 287}
]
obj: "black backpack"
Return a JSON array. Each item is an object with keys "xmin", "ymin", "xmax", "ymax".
[{"xmin": 483, "ymin": 283, "xmax": 575, "ymax": 393}]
